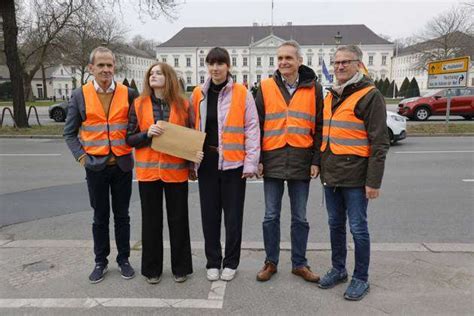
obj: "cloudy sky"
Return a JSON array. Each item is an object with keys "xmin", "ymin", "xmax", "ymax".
[{"xmin": 122, "ymin": 0, "xmax": 465, "ymax": 43}]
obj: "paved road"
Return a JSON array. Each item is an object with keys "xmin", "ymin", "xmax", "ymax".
[{"xmin": 1, "ymin": 136, "xmax": 473, "ymax": 243}]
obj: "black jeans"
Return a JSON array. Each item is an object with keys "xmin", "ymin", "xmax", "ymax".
[
  {"xmin": 198, "ymin": 151, "xmax": 246, "ymax": 270},
  {"xmin": 139, "ymin": 180, "xmax": 193, "ymax": 278},
  {"xmin": 85, "ymin": 165, "xmax": 132, "ymax": 266}
]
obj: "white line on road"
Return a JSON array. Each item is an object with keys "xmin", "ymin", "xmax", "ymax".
[
  {"xmin": 0, "ymin": 154, "xmax": 62, "ymax": 156},
  {"xmin": 394, "ymin": 150, "xmax": 474, "ymax": 154},
  {"xmin": 462, "ymin": 179, "xmax": 474, "ymax": 182}
]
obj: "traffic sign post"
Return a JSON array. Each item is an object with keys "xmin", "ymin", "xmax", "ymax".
[{"xmin": 427, "ymin": 56, "xmax": 470, "ymax": 129}]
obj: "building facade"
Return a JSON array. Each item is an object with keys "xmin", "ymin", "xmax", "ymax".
[{"xmin": 156, "ymin": 24, "xmax": 394, "ymax": 88}]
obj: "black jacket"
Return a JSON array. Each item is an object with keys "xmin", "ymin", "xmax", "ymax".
[
  {"xmin": 255, "ymin": 65, "xmax": 324, "ymax": 180},
  {"xmin": 320, "ymin": 75, "xmax": 390, "ymax": 188}
]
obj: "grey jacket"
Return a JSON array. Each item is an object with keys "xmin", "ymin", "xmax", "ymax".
[
  {"xmin": 63, "ymin": 83, "xmax": 138, "ymax": 172},
  {"xmin": 255, "ymin": 65, "xmax": 324, "ymax": 180},
  {"xmin": 320, "ymin": 76, "xmax": 390, "ymax": 189}
]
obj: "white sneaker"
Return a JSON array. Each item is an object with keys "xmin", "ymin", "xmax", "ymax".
[
  {"xmin": 220, "ymin": 268, "xmax": 237, "ymax": 281},
  {"xmin": 207, "ymin": 268, "xmax": 220, "ymax": 281}
]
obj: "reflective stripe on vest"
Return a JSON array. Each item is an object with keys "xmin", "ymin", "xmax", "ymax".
[
  {"xmin": 134, "ymin": 96, "xmax": 189, "ymax": 182},
  {"xmin": 261, "ymin": 78, "xmax": 316, "ymax": 151},
  {"xmin": 192, "ymin": 83, "xmax": 247, "ymax": 162},
  {"xmin": 321, "ymin": 86, "xmax": 374, "ymax": 157},
  {"xmin": 79, "ymin": 82, "xmax": 132, "ymax": 156}
]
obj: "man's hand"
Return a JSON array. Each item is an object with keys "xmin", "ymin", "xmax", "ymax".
[
  {"xmin": 365, "ymin": 186, "xmax": 380, "ymax": 199},
  {"xmin": 257, "ymin": 163, "xmax": 264, "ymax": 178},
  {"xmin": 147, "ymin": 121, "xmax": 165, "ymax": 138},
  {"xmin": 189, "ymin": 170, "xmax": 198, "ymax": 181},
  {"xmin": 242, "ymin": 172, "xmax": 255, "ymax": 179},
  {"xmin": 195, "ymin": 151, "xmax": 204, "ymax": 164},
  {"xmin": 78, "ymin": 155, "xmax": 86, "ymax": 167},
  {"xmin": 310, "ymin": 165, "xmax": 320, "ymax": 178}
]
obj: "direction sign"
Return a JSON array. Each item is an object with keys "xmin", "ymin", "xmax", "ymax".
[
  {"xmin": 428, "ymin": 56, "xmax": 469, "ymax": 75},
  {"xmin": 427, "ymin": 73, "xmax": 467, "ymax": 89}
]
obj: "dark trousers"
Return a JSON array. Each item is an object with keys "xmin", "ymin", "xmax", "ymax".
[
  {"xmin": 85, "ymin": 165, "xmax": 132, "ymax": 266},
  {"xmin": 198, "ymin": 151, "xmax": 246, "ymax": 270},
  {"xmin": 139, "ymin": 180, "xmax": 193, "ymax": 278}
]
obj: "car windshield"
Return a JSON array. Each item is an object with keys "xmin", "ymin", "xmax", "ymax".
[{"xmin": 423, "ymin": 90, "xmax": 444, "ymax": 97}]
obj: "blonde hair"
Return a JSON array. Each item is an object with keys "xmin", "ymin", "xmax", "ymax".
[{"xmin": 141, "ymin": 62, "xmax": 186, "ymax": 114}]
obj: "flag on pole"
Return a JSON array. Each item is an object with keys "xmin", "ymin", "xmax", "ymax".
[{"xmin": 322, "ymin": 59, "xmax": 333, "ymax": 83}]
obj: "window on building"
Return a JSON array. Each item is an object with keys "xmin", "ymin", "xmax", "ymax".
[
  {"xmin": 243, "ymin": 57, "xmax": 248, "ymax": 67},
  {"xmin": 307, "ymin": 56, "xmax": 312, "ymax": 66},
  {"xmin": 318, "ymin": 55, "xmax": 323, "ymax": 66},
  {"xmin": 269, "ymin": 57, "xmax": 274, "ymax": 67},
  {"xmin": 382, "ymin": 56, "xmax": 387, "ymax": 66},
  {"xmin": 71, "ymin": 67, "xmax": 76, "ymax": 74},
  {"xmin": 200, "ymin": 57, "xmax": 204, "ymax": 67},
  {"xmin": 329, "ymin": 56, "xmax": 334, "ymax": 64},
  {"xmin": 243, "ymin": 74, "xmax": 248, "ymax": 83},
  {"xmin": 186, "ymin": 57, "xmax": 191, "ymax": 67},
  {"xmin": 162, "ymin": 57, "xmax": 167, "ymax": 63},
  {"xmin": 232, "ymin": 74, "xmax": 237, "ymax": 82},
  {"xmin": 174, "ymin": 57, "xmax": 179, "ymax": 67},
  {"xmin": 368, "ymin": 56, "xmax": 374, "ymax": 66},
  {"xmin": 187, "ymin": 76, "xmax": 192, "ymax": 84},
  {"xmin": 256, "ymin": 74, "xmax": 261, "ymax": 82},
  {"xmin": 257, "ymin": 57, "xmax": 262, "ymax": 67},
  {"xmin": 232, "ymin": 57, "xmax": 237, "ymax": 67},
  {"xmin": 200, "ymin": 75, "xmax": 205, "ymax": 84}
]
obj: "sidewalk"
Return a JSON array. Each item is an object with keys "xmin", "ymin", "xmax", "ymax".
[{"xmin": 0, "ymin": 235, "xmax": 473, "ymax": 315}]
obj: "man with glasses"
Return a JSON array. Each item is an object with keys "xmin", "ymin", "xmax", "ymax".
[
  {"xmin": 317, "ymin": 45, "xmax": 389, "ymax": 300},
  {"xmin": 255, "ymin": 40, "xmax": 324, "ymax": 283}
]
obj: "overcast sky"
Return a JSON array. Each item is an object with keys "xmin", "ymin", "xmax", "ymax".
[{"xmin": 122, "ymin": 0, "xmax": 465, "ymax": 43}]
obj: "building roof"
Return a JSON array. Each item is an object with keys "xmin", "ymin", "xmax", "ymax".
[
  {"xmin": 159, "ymin": 24, "xmax": 392, "ymax": 48},
  {"xmin": 398, "ymin": 31, "xmax": 474, "ymax": 58},
  {"xmin": 115, "ymin": 44, "xmax": 155, "ymax": 59}
]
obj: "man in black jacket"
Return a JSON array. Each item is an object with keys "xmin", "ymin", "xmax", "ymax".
[
  {"xmin": 255, "ymin": 40, "xmax": 323, "ymax": 283},
  {"xmin": 317, "ymin": 45, "xmax": 390, "ymax": 301}
]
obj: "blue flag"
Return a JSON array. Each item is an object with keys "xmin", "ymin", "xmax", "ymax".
[{"xmin": 322, "ymin": 59, "xmax": 333, "ymax": 83}]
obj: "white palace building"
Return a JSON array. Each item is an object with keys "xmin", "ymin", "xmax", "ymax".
[{"xmin": 156, "ymin": 24, "xmax": 395, "ymax": 88}]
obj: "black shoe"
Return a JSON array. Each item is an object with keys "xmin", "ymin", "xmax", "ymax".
[
  {"xmin": 89, "ymin": 264, "xmax": 108, "ymax": 284},
  {"xmin": 119, "ymin": 261, "xmax": 135, "ymax": 280}
]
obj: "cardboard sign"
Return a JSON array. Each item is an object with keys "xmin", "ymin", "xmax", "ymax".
[{"xmin": 151, "ymin": 121, "xmax": 206, "ymax": 163}]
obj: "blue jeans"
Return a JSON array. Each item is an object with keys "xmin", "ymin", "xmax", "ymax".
[
  {"xmin": 324, "ymin": 186, "xmax": 370, "ymax": 282},
  {"xmin": 263, "ymin": 178, "xmax": 310, "ymax": 269}
]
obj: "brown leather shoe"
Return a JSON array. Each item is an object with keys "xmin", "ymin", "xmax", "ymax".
[
  {"xmin": 292, "ymin": 266, "xmax": 320, "ymax": 283},
  {"xmin": 256, "ymin": 262, "xmax": 277, "ymax": 282}
]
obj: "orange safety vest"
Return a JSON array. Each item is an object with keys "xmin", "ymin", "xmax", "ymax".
[
  {"xmin": 192, "ymin": 83, "xmax": 247, "ymax": 162},
  {"xmin": 134, "ymin": 96, "xmax": 189, "ymax": 182},
  {"xmin": 321, "ymin": 86, "xmax": 374, "ymax": 157},
  {"xmin": 80, "ymin": 82, "xmax": 132, "ymax": 156},
  {"xmin": 260, "ymin": 78, "xmax": 316, "ymax": 151}
]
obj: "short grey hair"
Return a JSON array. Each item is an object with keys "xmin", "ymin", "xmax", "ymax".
[
  {"xmin": 89, "ymin": 46, "xmax": 116, "ymax": 64},
  {"xmin": 335, "ymin": 45, "xmax": 363, "ymax": 61},
  {"xmin": 278, "ymin": 40, "xmax": 302, "ymax": 58}
]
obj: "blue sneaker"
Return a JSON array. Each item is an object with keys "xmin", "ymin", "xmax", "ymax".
[
  {"xmin": 317, "ymin": 268, "xmax": 348, "ymax": 289},
  {"xmin": 119, "ymin": 261, "xmax": 135, "ymax": 280},
  {"xmin": 89, "ymin": 264, "xmax": 108, "ymax": 284},
  {"xmin": 344, "ymin": 278, "xmax": 370, "ymax": 301}
]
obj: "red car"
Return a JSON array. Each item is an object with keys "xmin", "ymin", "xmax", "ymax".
[{"xmin": 398, "ymin": 87, "xmax": 474, "ymax": 121}]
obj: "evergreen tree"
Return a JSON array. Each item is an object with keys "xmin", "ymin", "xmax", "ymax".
[
  {"xmin": 387, "ymin": 80, "xmax": 395, "ymax": 98},
  {"xmin": 381, "ymin": 78, "xmax": 390, "ymax": 97},
  {"xmin": 398, "ymin": 77, "xmax": 410, "ymax": 97},
  {"xmin": 122, "ymin": 78, "xmax": 130, "ymax": 87},
  {"xmin": 130, "ymin": 79, "xmax": 138, "ymax": 92},
  {"xmin": 409, "ymin": 78, "xmax": 420, "ymax": 97},
  {"xmin": 375, "ymin": 78, "xmax": 382, "ymax": 91}
]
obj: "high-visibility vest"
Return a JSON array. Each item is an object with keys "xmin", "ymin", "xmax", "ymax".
[
  {"xmin": 321, "ymin": 86, "xmax": 374, "ymax": 157},
  {"xmin": 134, "ymin": 96, "xmax": 189, "ymax": 182},
  {"xmin": 260, "ymin": 78, "xmax": 316, "ymax": 151},
  {"xmin": 192, "ymin": 83, "xmax": 247, "ymax": 162},
  {"xmin": 80, "ymin": 82, "xmax": 132, "ymax": 156}
]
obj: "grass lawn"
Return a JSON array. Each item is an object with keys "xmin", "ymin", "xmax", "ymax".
[
  {"xmin": 0, "ymin": 101, "xmax": 57, "ymax": 107},
  {"xmin": 384, "ymin": 98, "xmax": 402, "ymax": 104},
  {"xmin": 407, "ymin": 123, "xmax": 474, "ymax": 134},
  {"xmin": 0, "ymin": 125, "xmax": 64, "ymax": 136}
]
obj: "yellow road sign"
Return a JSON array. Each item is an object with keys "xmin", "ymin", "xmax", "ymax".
[{"xmin": 428, "ymin": 56, "xmax": 470, "ymax": 75}]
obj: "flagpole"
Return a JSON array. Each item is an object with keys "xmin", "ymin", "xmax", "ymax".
[{"xmin": 271, "ymin": 0, "xmax": 274, "ymax": 32}]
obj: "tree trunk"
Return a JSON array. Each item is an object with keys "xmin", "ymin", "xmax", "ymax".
[
  {"xmin": 1, "ymin": 0, "xmax": 29, "ymax": 127},
  {"xmin": 41, "ymin": 64, "xmax": 48, "ymax": 99}
]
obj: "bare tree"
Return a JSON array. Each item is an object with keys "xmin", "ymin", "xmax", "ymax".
[
  {"xmin": 131, "ymin": 34, "xmax": 160, "ymax": 56},
  {"xmin": 411, "ymin": 5, "xmax": 474, "ymax": 70}
]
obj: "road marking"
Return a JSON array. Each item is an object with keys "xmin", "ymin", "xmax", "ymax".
[
  {"xmin": 0, "ymin": 281, "xmax": 227, "ymax": 309},
  {"xmin": 462, "ymin": 179, "xmax": 474, "ymax": 182},
  {"xmin": 394, "ymin": 150, "xmax": 474, "ymax": 154},
  {"xmin": 0, "ymin": 154, "xmax": 62, "ymax": 157},
  {"xmin": 2, "ymin": 240, "xmax": 473, "ymax": 252}
]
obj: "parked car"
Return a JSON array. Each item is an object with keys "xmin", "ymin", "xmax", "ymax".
[
  {"xmin": 387, "ymin": 110, "xmax": 406, "ymax": 144},
  {"xmin": 48, "ymin": 102, "xmax": 68, "ymax": 122},
  {"xmin": 398, "ymin": 87, "xmax": 474, "ymax": 121}
]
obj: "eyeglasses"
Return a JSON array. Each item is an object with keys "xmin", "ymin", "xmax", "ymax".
[{"xmin": 333, "ymin": 60, "xmax": 359, "ymax": 67}]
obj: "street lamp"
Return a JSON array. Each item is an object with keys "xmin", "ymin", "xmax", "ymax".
[{"xmin": 334, "ymin": 31, "xmax": 342, "ymax": 47}]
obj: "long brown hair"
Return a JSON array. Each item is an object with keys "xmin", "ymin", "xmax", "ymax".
[{"xmin": 141, "ymin": 62, "xmax": 186, "ymax": 114}]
